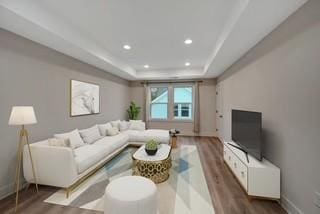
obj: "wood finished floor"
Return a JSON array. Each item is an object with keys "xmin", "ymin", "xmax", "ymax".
[{"xmin": 0, "ymin": 137, "xmax": 286, "ymax": 214}]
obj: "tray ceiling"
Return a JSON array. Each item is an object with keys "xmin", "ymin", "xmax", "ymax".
[{"xmin": 0, "ymin": 0, "xmax": 307, "ymax": 80}]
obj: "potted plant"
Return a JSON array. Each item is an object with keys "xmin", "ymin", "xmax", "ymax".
[
  {"xmin": 145, "ymin": 139, "xmax": 158, "ymax": 156},
  {"xmin": 127, "ymin": 101, "xmax": 141, "ymax": 120}
]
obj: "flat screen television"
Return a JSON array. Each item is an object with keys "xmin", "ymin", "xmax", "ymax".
[{"xmin": 232, "ymin": 109, "xmax": 262, "ymax": 161}]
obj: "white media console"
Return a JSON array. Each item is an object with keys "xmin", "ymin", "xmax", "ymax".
[{"xmin": 223, "ymin": 141, "xmax": 280, "ymax": 199}]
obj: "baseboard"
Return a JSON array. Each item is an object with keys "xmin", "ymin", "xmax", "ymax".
[
  {"xmin": 198, "ymin": 131, "xmax": 218, "ymax": 137},
  {"xmin": 178, "ymin": 131, "xmax": 217, "ymax": 137},
  {"xmin": 0, "ymin": 180, "xmax": 27, "ymax": 200},
  {"xmin": 281, "ymin": 195, "xmax": 304, "ymax": 214},
  {"xmin": 0, "ymin": 182, "xmax": 15, "ymax": 200}
]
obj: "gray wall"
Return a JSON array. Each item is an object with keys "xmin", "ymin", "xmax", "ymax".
[
  {"xmin": 0, "ymin": 29, "xmax": 130, "ymax": 199},
  {"xmin": 130, "ymin": 79, "xmax": 217, "ymax": 136},
  {"xmin": 217, "ymin": 0, "xmax": 320, "ymax": 213}
]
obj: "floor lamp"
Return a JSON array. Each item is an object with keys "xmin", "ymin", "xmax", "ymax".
[{"xmin": 8, "ymin": 106, "xmax": 39, "ymax": 212}]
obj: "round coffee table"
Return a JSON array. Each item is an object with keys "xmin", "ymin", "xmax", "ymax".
[{"xmin": 132, "ymin": 144, "xmax": 172, "ymax": 183}]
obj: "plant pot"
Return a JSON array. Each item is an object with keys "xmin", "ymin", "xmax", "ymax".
[{"xmin": 145, "ymin": 148, "xmax": 158, "ymax": 156}]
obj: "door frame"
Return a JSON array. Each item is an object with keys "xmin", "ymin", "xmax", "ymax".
[{"xmin": 216, "ymin": 83, "xmax": 224, "ymax": 142}]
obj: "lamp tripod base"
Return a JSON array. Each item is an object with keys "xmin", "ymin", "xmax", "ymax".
[{"xmin": 14, "ymin": 126, "xmax": 38, "ymax": 212}]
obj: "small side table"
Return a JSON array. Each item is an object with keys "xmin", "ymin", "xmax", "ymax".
[{"xmin": 169, "ymin": 129, "xmax": 180, "ymax": 149}]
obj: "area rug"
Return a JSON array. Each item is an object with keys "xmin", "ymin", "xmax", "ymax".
[{"xmin": 44, "ymin": 145, "xmax": 215, "ymax": 214}]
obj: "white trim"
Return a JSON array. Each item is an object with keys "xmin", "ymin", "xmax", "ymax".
[
  {"xmin": 0, "ymin": 180, "xmax": 27, "ymax": 200},
  {"xmin": 178, "ymin": 131, "xmax": 217, "ymax": 137},
  {"xmin": 174, "ymin": 103, "xmax": 193, "ymax": 120},
  {"xmin": 280, "ymin": 195, "xmax": 304, "ymax": 214},
  {"xmin": 0, "ymin": 183, "xmax": 14, "ymax": 200},
  {"xmin": 149, "ymin": 86, "xmax": 169, "ymax": 120},
  {"xmin": 173, "ymin": 85, "xmax": 195, "ymax": 121},
  {"xmin": 148, "ymin": 119, "xmax": 193, "ymax": 123}
]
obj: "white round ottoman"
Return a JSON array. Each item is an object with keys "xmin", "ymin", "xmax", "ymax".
[{"xmin": 104, "ymin": 176, "xmax": 158, "ymax": 214}]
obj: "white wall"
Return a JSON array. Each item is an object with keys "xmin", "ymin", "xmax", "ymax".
[{"xmin": 217, "ymin": 1, "xmax": 320, "ymax": 213}]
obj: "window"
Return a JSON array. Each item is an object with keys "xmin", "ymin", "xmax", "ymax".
[
  {"xmin": 174, "ymin": 103, "xmax": 192, "ymax": 117},
  {"xmin": 174, "ymin": 87, "xmax": 193, "ymax": 120},
  {"xmin": 150, "ymin": 87, "xmax": 168, "ymax": 119},
  {"xmin": 148, "ymin": 85, "xmax": 193, "ymax": 121}
]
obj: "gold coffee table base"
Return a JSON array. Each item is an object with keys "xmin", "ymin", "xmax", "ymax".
[{"xmin": 132, "ymin": 157, "xmax": 172, "ymax": 183}]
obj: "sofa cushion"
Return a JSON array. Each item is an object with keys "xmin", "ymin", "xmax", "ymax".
[
  {"xmin": 124, "ymin": 129, "xmax": 169, "ymax": 144},
  {"xmin": 110, "ymin": 120, "xmax": 121, "ymax": 130},
  {"xmin": 54, "ymin": 129, "xmax": 85, "ymax": 149},
  {"xmin": 79, "ymin": 125, "xmax": 102, "ymax": 144},
  {"xmin": 107, "ymin": 127, "xmax": 120, "ymax": 136},
  {"xmin": 129, "ymin": 120, "xmax": 145, "ymax": 131},
  {"xmin": 119, "ymin": 121, "xmax": 130, "ymax": 132},
  {"xmin": 94, "ymin": 133, "xmax": 129, "ymax": 151},
  {"xmin": 74, "ymin": 144, "xmax": 111, "ymax": 174},
  {"xmin": 48, "ymin": 138, "xmax": 71, "ymax": 147},
  {"xmin": 98, "ymin": 123, "xmax": 112, "ymax": 136}
]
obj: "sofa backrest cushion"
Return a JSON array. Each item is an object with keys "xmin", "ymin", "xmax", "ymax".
[
  {"xmin": 48, "ymin": 138, "xmax": 71, "ymax": 147},
  {"xmin": 106, "ymin": 127, "xmax": 120, "ymax": 136},
  {"xmin": 98, "ymin": 123, "xmax": 112, "ymax": 136},
  {"xmin": 79, "ymin": 125, "xmax": 102, "ymax": 144},
  {"xmin": 48, "ymin": 138, "xmax": 76, "ymax": 156},
  {"xmin": 54, "ymin": 129, "xmax": 85, "ymax": 149},
  {"xmin": 129, "ymin": 120, "xmax": 146, "ymax": 131},
  {"xmin": 119, "ymin": 121, "xmax": 130, "ymax": 132},
  {"xmin": 110, "ymin": 120, "xmax": 121, "ymax": 130}
]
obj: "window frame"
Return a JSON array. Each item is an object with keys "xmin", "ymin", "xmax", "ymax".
[
  {"xmin": 149, "ymin": 86, "xmax": 169, "ymax": 121},
  {"xmin": 147, "ymin": 84, "xmax": 194, "ymax": 122},
  {"xmin": 174, "ymin": 103, "xmax": 192, "ymax": 118},
  {"xmin": 173, "ymin": 85, "xmax": 194, "ymax": 122}
]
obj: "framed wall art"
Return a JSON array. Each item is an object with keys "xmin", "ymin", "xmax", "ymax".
[{"xmin": 70, "ymin": 80, "xmax": 100, "ymax": 116}]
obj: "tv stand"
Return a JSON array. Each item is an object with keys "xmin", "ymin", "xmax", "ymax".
[
  {"xmin": 223, "ymin": 141, "xmax": 280, "ymax": 200},
  {"xmin": 227, "ymin": 143, "xmax": 249, "ymax": 163}
]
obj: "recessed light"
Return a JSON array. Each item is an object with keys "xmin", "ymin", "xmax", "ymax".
[
  {"xmin": 123, "ymin": 45, "xmax": 131, "ymax": 50},
  {"xmin": 184, "ymin": 39, "xmax": 192, "ymax": 45},
  {"xmin": 185, "ymin": 62, "xmax": 191, "ymax": 66},
  {"xmin": 144, "ymin": 65, "xmax": 149, "ymax": 68}
]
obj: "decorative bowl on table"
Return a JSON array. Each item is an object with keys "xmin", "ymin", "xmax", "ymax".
[{"xmin": 145, "ymin": 139, "xmax": 158, "ymax": 156}]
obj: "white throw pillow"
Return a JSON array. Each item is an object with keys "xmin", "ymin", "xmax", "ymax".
[
  {"xmin": 110, "ymin": 120, "xmax": 121, "ymax": 130},
  {"xmin": 106, "ymin": 127, "xmax": 119, "ymax": 136},
  {"xmin": 98, "ymin": 123, "xmax": 112, "ymax": 136},
  {"xmin": 54, "ymin": 129, "xmax": 85, "ymax": 149},
  {"xmin": 79, "ymin": 125, "xmax": 102, "ymax": 144},
  {"xmin": 119, "ymin": 121, "xmax": 130, "ymax": 132},
  {"xmin": 129, "ymin": 120, "xmax": 145, "ymax": 131}
]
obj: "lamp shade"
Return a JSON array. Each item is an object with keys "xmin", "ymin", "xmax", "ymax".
[{"xmin": 8, "ymin": 106, "xmax": 37, "ymax": 125}]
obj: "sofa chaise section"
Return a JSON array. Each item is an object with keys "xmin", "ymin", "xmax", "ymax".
[{"xmin": 125, "ymin": 129, "xmax": 170, "ymax": 145}]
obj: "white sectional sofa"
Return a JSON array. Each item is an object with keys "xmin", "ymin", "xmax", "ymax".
[{"xmin": 23, "ymin": 120, "xmax": 169, "ymax": 196}]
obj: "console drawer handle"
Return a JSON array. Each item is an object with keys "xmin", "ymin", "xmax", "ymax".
[
  {"xmin": 228, "ymin": 156, "xmax": 231, "ymax": 160},
  {"xmin": 234, "ymin": 163, "xmax": 237, "ymax": 168},
  {"xmin": 241, "ymin": 171, "xmax": 245, "ymax": 177}
]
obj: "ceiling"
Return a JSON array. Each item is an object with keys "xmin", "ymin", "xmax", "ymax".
[{"xmin": 0, "ymin": 0, "xmax": 307, "ymax": 80}]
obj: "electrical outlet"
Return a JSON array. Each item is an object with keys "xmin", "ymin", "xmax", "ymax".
[{"xmin": 314, "ymin": 191, "xmax": 320, "ymax": 208}]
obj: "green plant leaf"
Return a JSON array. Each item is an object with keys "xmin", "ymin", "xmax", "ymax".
[{"xmin": 127, "ymin": 101, "xmax": 141, "ymax": 120}]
